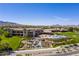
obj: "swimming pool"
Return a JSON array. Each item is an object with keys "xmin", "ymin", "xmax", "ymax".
[
  {"xmin": 40, "ymin": 35, "xmax": 67, "ymax": 40},
  {"xmin": 50, "ymin": 35, "xmax": 67, "ymax": 39}
]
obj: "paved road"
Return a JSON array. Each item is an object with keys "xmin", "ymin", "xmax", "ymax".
[
  {"xmin": 50, "ymin": 50, "xmax": 79, "ymax": 56},
  {"xmin": 10, "ymin": 50, "xmax": 79, "ymax": 56},
  {"xmin": 9, "ymin": 47, "xmax": 59, "ymax": 56},
  {"xmin": 9, "ymin": 47, "xmax": 79, "ymax": 56}
]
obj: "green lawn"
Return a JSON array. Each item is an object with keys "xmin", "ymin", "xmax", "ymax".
[
  {"xmin": 0, "ymin": 28, "xmax": 32, "ymax": 51},
  {"xmin": 0, "ymin": 35, "xmax": 32, "ymax": 51},
  {"xmin": 0, "ymin": 35, "xmax": 22, "ymax": 51},
  {"xmin": 55, "ymin": 32, "xmax": 76, "ymax": 37},
  {"xmin": 54, "ymin": 32, "xmax": 79, "ymax": 44}
]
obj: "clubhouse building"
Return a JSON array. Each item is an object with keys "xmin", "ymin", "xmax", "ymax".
[
  {"xmin": 6, "ymin": 27, "xmax": 68, "ymax": 37},
  {"xmin": 6, "ymin": 28, "xmax": 43, "ymax": 37}
]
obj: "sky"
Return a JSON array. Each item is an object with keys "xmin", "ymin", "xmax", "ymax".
[{"xmin": 0, "ymin": 3, "xmax": 79, "ymax": 25}]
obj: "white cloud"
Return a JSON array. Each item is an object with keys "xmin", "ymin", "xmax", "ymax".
[{"xmin": 53, "ymin": 16, "xmax": 72, "ymax": 22}]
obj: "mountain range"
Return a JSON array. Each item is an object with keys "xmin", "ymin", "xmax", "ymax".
[{"xmin": 0, "ymin": 21, "xmax": 21, "ymax": 26}]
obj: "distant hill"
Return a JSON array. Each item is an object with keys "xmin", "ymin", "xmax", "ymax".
[
  {"xmin": 0, "ymin": 21, "xmax": 22, "ymax": 26},
  {"xmin": 0, "ymin": 21, "xmax": 78, "ymax": 28}
]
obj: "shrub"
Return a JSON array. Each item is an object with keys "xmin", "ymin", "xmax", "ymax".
[{"xmin": 16, "ymin": 54, "xmax": 23, "ymax": 56}]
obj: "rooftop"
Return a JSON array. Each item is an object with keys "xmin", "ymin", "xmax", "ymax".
[{"xmin": 9, "ymin": 28, "xmax": 42, "ymax": 31}]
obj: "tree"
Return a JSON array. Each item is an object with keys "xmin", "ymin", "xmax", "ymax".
[
  {"xmin": 0, "ymin": 28, "xmax": 10, "ymax": 37},
  {"xmin": 68, "ymin": 27, "xmax": 74, "ymax": 32},
  {"xmin": 74, "ymin": 27, "xmax": 79, "ymax": 32},
  {"xmin": 0, "ymin": 42, "xmax": 12, "ymax": 51},
  {"xmin": 0, "ymin": 37, "xmax": 2, "ymax": 41},
  {"xmin": 0, "ymin": 28, "xmax": 4, "ymax": 35},
  {"xmin": 0, "ymin": 42, "xmax": 12, "ymax": 55},
  {"xmin": 3, "ymin": 31, "xmax": 10, "ymax": 37}
]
